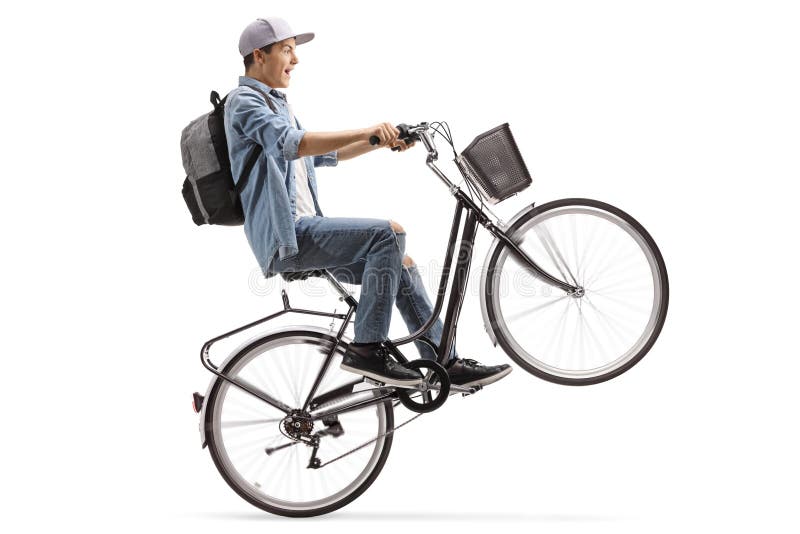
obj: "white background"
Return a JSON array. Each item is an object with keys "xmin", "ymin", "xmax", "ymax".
[{"xmin": 1, "ymin": 0, "xmax": 798, "ymax": 532}]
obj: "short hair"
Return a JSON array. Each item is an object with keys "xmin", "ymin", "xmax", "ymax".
[{"xmin": 243, "ymin": 43, "xmax": 274, "ymax": 70}]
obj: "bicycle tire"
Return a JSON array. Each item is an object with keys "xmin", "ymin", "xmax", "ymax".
[
  {"xmin": 483, "ymin": 198, "xmax": 669, "ymax": 385},
  {"xmin": 204, "ymin": 330, "xmax": 395, "ymax": 517}
]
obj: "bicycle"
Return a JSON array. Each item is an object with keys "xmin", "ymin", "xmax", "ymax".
[{"xmin": 191, "ymin": 121, "xmax": 669, "ymax": 517}]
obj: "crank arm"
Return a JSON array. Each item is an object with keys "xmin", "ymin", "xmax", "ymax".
[
  {"xmin": 402, "ymin": 383, "xmax": 482, "ymax": 396},
  {"xmin": 400, "ymin": 384, "xmax": 482, "ymax": 399},
  {"xmin": 450, "ymin": 383, "xmax": 483, "ymax": 396}
]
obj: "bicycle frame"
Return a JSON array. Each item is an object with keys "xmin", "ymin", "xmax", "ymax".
[{"xmin": 199, "ymin": 126, "xmax": 581, "ymax": 424}]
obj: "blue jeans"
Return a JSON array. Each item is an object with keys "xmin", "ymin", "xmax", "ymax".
[{"xmin": 271, "ymin": 216, "xmax": 457, "ymax": 362}]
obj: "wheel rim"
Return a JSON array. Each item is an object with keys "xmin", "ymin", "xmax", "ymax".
[
  {"xmin": 210, "ymin": 334, "xmax": 390, "ymax": 511},
  {"xmin": 490, "ymin": 205, "xmax": 664, "ymax": 379}
]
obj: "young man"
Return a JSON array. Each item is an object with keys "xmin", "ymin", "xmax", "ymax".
[{"xmin": 226, "ymin": 17, "xmax": 512, "ymax": 388}]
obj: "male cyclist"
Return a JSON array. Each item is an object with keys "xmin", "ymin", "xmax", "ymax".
[{"xmin": 225, "ymin": 17, "xmax": 512, "ymax": 388}]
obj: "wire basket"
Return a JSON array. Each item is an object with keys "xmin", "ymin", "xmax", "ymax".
[{"xmin": 455, "ymin": 123, "xmax": 532, "ymax": 204}]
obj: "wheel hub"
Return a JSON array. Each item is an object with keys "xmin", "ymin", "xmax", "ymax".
[
  {"xmin": 281, "ymin": 410, "xmax": 314, "ymax": 440},
  {"xmin": 569, "ymin": 286, "xmax": 585, "ymax": 298}
]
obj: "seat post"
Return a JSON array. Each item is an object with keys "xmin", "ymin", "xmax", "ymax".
[{"xmin": 322, "ymin": 270, "xmax": 358, "ymax": 308}]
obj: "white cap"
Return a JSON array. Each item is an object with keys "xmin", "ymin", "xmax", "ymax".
[{"xmin": 238, "ymin": 17, "xmax": 314, "ymax": 57}]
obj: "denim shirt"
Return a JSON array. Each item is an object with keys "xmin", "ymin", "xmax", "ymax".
[{"xmin": 224, "ymin": 76, "xmax": 338, "ymax": 277}]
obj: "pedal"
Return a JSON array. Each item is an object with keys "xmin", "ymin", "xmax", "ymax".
[
  {"xmin": 364, "ymin": 378, "xmax": 385, "ymax": 387},
  {"xmin": 462, "ymin": 384, "xmax": 483, "ymax": 397},
  {"xmin": 448, "ymin": 384, "xmax": 482, "ymax": 397}
]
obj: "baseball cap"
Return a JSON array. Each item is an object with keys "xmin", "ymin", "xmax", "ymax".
[{"xmin": 238, "ymin": 17, "xmax": 315, "ymax": 57}]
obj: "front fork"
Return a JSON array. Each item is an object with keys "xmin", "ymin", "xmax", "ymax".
[
  {"xmin": 487, "ymin": 221, "xmax": 582, "ymax": 295},
  {"xmin": 458, "ymin": 191, "xmax": 582, "ymax": 296}
]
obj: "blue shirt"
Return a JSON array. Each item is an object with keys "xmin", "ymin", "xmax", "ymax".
[{"xmin": 224, "ymin": 76, "xmax": 338, "ymax": 277}]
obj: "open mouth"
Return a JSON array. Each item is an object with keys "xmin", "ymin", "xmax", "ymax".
[{"xmin": 284, "ymin": 68, "xmax": 292, "ymax": 77}]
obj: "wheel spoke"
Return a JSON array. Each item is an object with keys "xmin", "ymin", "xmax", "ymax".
[
  {"xmin": 584, "ymin": 247, "xmax": 642, "ymax": 289},
  {"xmin": 534, "ymin": 223, "xmax": 579, "ymax": 286},
  {"xmin": 570, "ymin": 214, "xmax": 582, "ymax": 284},
  {"xmin": 541, "ymin": 299, "xmax": 572, "ymax": 367},
  {"xmin": 221, "ymin": 417, "xmax": 284, "ymax": 429},
  {"xmin": 577, "ymin": 217, "xmax": 612, "ymax": 286},
  {"xmin": 583, "ymin": 236, "xmax": 626, "ymax": 288},
  {"xmin": 583, "ymin": 296, "xmax": 638, "ymax": 347},
  {"xmin": 589, "ymin": 280, "xmax": 653, "ymax": 295},
  {"xmin": 587, "ymin": 290, "xmax": 652, "ymax": 315},
  {"xmin": 248, "ymin": 359, "xmax": 285, "ymax": 410},
  {"xmin": 577, "ymin": 215, "xmax": 600, "ymax": 284},
  {"xmin": 504, "ymin": 295, "xmax": 569, "ymax": 323},
  {"xmin": 276, "ymin": 349, "xmax": 299, "ymax": 407},
  {"xmin": 223, "ymin": 391, "xmax": 278, "ymax": 419},
  {"xmin": 578, "ymin": 304, "xmax": 611, "ymax": 368}
]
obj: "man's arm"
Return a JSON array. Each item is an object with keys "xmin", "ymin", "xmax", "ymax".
[
  {"xmin": 337, "ymin": 138, "xmax": 417, "ymax": 161},
  {"xmin": 297, "ymin": 122, "xmax": 400, "ymax": 158},
  {"xmin": 297, "ymin": 130, "xmax": 365, "ymax": 157},
  {"xmin": 337, "ymin": 140, "xmax": 380, "ymax": 161}
]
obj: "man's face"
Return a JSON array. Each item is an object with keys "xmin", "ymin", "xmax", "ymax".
[{"xmin": 251, "ymin": 37, "xmax": 298, "ymax": 89}]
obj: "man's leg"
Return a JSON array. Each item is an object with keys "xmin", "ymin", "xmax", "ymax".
[
  {"xmin": 329, "ymin": 230, "xmax": 456, "ymax": 363},
  {"xmin": 394, "ymin": 247, "xmax": 512, "ymax": 387},
  {"xmin": 395, "ymin": 255, "xmax": 457, "ymax": 363},
  {"xmin": 272, "ymin": 216, "xmax": 403, "ymax": 343},
  {"xmin": 394, "ymin": 230, "xmax": 456, "ymax": 362}
]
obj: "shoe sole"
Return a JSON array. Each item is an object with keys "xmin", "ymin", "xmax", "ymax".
[
  {"xmin": 450, "ymin": 366, "xmax": 513, "ymax": 390},
  {"xmin": 340, "ymin": 363, "xmax": 424, "ymax": 387}
]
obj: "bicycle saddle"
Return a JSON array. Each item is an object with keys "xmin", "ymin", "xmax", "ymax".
[{"xmin": 280, "ymin": 269, "xmax": 326, "ymax": 282}]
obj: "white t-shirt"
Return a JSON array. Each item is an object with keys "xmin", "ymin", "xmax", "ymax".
[{"xmin": 287, "ymin": 103, "xmax": 317, "ymax": 221}]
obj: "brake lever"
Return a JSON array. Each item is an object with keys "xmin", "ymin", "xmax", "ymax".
[
  {"xmin": 391, "ymin": 138, "xmax": 413, "ymax": 152},
  {"xmin": 392, "ymin": 122, "xmax": 422, "ymax": 151}
]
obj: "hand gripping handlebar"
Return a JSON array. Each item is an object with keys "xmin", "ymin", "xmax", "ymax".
[{"xmin": 368, "ymin": 123, "xmax": 422, "ymax": 151}]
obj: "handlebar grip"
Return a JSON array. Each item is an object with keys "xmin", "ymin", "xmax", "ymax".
[{"xmin": 370, "ymin": 124, "xmax": 415, "ymax": 149}]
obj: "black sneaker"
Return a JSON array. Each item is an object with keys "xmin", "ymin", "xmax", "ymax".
[
  {"xmin": 445, "ymin": 358, "xmax": 512, "ymax": 388},
  {"xmin": 340, "ymin": 343, "xmax": 424, "ymax": 387}
]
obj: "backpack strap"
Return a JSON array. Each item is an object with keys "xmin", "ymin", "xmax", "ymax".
[
  {"xmin": 230, "ymin": 85, "xmax": 279, "ymax": 196},
  {"xmin": 242, "ymin": 85, "xmax": 279, "ymax": 113},
  {"xmin": 235, "ymin": 145, "xmax": 263, "ymax": 195},
  {"xmin": 210, "ymin": 90, "xmax": 224, "ymax": 109}
]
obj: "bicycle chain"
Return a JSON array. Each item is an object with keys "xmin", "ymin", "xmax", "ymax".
[{"xmin": 316, "ymin": 402, "xmax": 423, "ymax": 468}]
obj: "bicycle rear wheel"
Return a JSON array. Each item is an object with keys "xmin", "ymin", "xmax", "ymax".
[
  {"xmin": 204, "ymin": 330, "xmax": 394, "ymax": 517},
  {"xmin": 482, "ymin": 198, "xmax": 669, "ymax": 385}
]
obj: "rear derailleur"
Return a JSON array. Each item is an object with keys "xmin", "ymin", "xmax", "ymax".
[{"xmin": 266, "ymin": 410, "xmax": 344, "ymax": 469}]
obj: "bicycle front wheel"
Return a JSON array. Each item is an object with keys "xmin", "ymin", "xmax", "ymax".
[
  {"xmin": 483, "ymin": 198, "xmax": 669, "ymax": 385},
  {"xmin": 204, "ymin": 330, "xmax": 395, "ymax": 517}
]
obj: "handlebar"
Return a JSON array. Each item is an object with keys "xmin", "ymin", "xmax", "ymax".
[{"xmin": 365, "ymin": 121, "xmax": 497, "ymax": 219}]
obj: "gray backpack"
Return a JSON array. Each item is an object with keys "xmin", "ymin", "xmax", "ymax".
[{"xmin": 180, "ymin": 89, "xmax": 274, "ymax": 225}]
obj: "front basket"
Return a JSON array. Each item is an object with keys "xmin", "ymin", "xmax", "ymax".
[{"xmin": 455, "ymin": 123, "xmax": 532, "ymax": 204}]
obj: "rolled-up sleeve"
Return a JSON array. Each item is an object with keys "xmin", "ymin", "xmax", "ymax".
[
  {"xmin": 313, "ymin": 151, "xmax": 338, "ymax": 168},
  {"xmin": 229, "ymin": 90, "xmax": 305, "ymax": 161}
]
